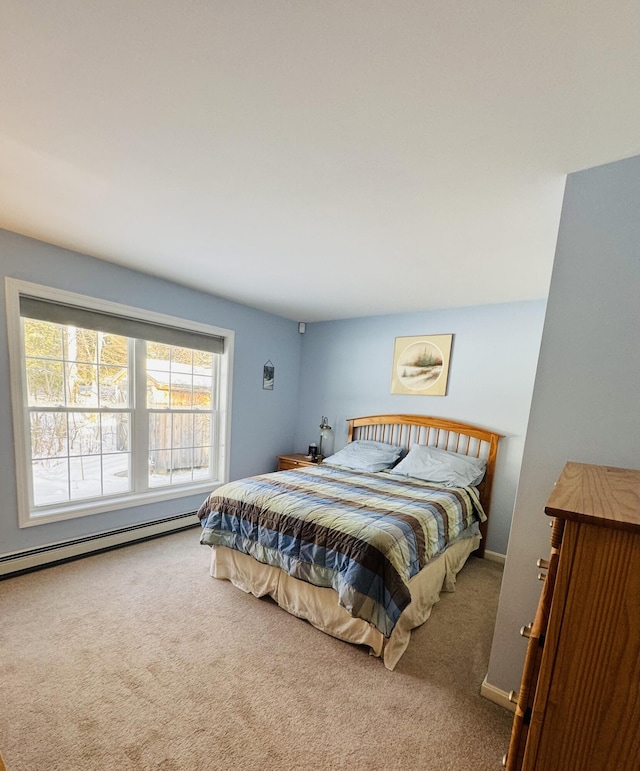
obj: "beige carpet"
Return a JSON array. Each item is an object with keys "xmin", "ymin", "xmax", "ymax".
[{"xmin": 0, "ymin": 529, "xmax": 512, "ymax": 770}]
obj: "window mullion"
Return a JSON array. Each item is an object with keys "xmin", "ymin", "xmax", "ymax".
[{"xmin": 131, "ymin": 338, "xmax": 149, "ymax": 491}]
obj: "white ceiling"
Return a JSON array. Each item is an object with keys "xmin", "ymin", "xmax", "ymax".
[{"xmin": 1, "ymin": 2, "xmax": 639, "ymax": 322}]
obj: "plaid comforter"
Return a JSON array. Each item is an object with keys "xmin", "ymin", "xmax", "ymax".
[{"xmin": 198, "ymin": 464, "xmax": 486, "ymax": 637}]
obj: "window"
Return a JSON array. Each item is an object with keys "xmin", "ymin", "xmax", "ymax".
[{"xmin": 6, "ymin": 279, "xmax": 233, "ymax": 527}]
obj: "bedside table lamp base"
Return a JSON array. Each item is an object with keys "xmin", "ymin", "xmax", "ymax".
[{"xmin": 318, "ymin": 416, "xmax": 332, "ymax": 458}]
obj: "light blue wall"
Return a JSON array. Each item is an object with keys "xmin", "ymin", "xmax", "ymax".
[
  {"xmin": 294, "ymin": 301, "xmax": 547, "ymax": 555},
  {"xmin": 0, "ymin": 227, "xmax": 547, "ymax": 561},
  {"xmin": 487, "ymin": 154, "xmax": 640, "ymax": 692},
  {"xmin": 0, "ymin": 228, "xmax": 302, "ymax": 555}
]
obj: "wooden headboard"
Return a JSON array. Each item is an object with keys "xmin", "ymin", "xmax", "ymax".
[{"xmin": 347, "ymin": 414, "xmax": 503, "ymax": 558}]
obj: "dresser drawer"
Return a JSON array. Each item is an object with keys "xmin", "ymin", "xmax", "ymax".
[
  {"xmin": 505, "ymin": 544, "xmax": 560, "ymax": 770},
  {"xmin": 277, "ymin": 454, "xmax": 321, "ymax": 471}
]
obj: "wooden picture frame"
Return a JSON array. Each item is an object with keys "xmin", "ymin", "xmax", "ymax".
[{"xmin": 390, "ymin": 334, "xmax": 453, "ymax": 396}]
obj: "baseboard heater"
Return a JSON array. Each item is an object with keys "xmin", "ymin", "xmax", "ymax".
[{"xmin": 0, "ymin": 512, "xmax": 200, "ymax": 578}]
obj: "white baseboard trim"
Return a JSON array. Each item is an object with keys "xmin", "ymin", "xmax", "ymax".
[
  {"xmin": 484, "ymin": 549, "xmax": 506, "ymax": 565},
  {"xmin": 480, "ymin": 675, "xmax": 516, "ymax": 712},
  {"xmin": 0, "ymin": 513, "xmax": 200, "ymax": 577}
]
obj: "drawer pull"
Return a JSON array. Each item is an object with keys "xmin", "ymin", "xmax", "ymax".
[
  {"xmin": 537, "ymin": 572, "xmax": 547, "ymax": 581},
  {"xmin": 502, "ymin": 752, "xmax": 507, "ymax": 768},
  {"xmin": 520, "ymin": 623, "xmax": 532, "ymax": 638},
  {"xmin": 508, "ymin": 689, "xmax": 519, "ymax": 704},
  {"xmin": 536, "ymin": 558, "xmax": 550, "ymax": 569}
]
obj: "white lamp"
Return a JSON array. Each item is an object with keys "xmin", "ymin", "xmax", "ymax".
[{"xmin": 318, "ymin": 416, "xmax": 332, "ymax": 459}]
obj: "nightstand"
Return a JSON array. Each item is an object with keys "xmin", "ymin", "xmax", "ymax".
[{"xmin": 277, "ymin": 453, "xmax": 322, "ymax": 471}]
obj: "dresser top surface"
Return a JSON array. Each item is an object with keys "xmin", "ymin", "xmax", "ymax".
[{"xmin": 545, "ymin": 462, "xmax": 640, "ymax": 532}]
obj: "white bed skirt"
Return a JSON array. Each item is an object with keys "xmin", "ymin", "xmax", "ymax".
[{"xmin": 209, "ymin": 532, "xmax": 480, "ymax": 670}]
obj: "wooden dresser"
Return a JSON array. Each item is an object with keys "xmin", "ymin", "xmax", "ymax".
[{"xmin": 504, "ymin": 461, "xmax": 640, "ymax": 771}]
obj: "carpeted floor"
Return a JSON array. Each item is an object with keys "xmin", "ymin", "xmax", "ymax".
[{"xmin": 0, "ymin": 529, "xmax": 512, "ymax": 770}]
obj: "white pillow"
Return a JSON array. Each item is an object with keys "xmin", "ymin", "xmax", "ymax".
[
  {"xmin": 324, "ymin": 440, "xmax": 403, "ymax": 473},
  {"xmin": 389, "ymin": 444, "xmax": 486, "ymax": 487}
]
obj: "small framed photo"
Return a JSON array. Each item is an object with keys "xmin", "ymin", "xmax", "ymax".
[
  {"xmin": 390, "ymin": 334, "xmax": 453, "ymax": 396},
  {"xmin": 263, "ymin": 361, "xmax": 275, "ymax": 390}
]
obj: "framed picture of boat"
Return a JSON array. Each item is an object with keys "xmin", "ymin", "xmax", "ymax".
[{"xmin": 390, "ymin": 334, "xmax": 453, "ymax": 396}]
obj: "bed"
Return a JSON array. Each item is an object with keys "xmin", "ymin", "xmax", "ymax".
[{"xmin": 198, "ymin": 414, "xmax": 502, "ymax": 669}]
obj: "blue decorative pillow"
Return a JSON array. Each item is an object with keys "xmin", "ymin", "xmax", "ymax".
[
  {"xmin": 324, "ymin": 440, "xmax": 403, "ymax": 473},
  {"xmin": 389, "ymin": 444, "xmax": 486, "ymax": 487}
]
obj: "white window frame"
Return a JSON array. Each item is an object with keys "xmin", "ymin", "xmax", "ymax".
[{"xmin": 6, "ymin": 278, "xmax": 234, "ymax": 528}]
